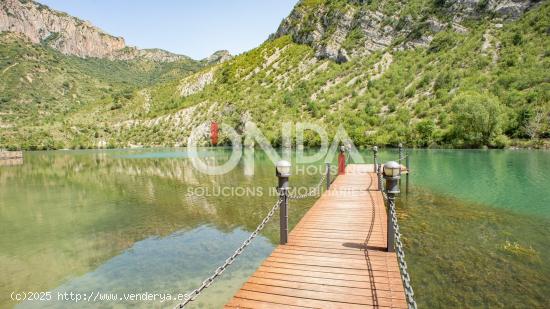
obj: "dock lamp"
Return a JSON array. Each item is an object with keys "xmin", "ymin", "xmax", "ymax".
[
  {"xmin": 383, "ymin": 161, "xmax": 401, "ymax": 194},
  {"xmin": 276, "ymin": 160, "xmax": 291, "ymax": 244},
  {"xmin": 383, "ymin": 160, "xmax": 401, "ymax": 252}
]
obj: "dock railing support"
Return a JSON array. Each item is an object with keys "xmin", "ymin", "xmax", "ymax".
[
  {"xmin": 383, "ymin": 161, "xmax": 401, "ymax": 252},
  {"xmin": 377, "ymin": 164, "xmax": 383, "ymax": 191},
  {"xmin": 326, "ymin": 162, "xmax": 331, "ymax": 190},
  {"xmin": 398, "ymin": 143, "xmax": 403, "ymax": 186},
  {"xmin": 373, "ymin": 146, "xmax": 378, "ymax": 172},
  {"xmin": 276, "ymin": 160, "xmax": 291, "ymax": 245},
  {"xmin": 338, "ymin": 146, "xmax": 346, "ymax": 175},
  {"xmin": 405, "ymin": 153, "xmax": 410, "ymax": 194}
]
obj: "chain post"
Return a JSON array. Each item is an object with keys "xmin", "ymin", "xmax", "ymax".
[
  {"xmin": 276, "ymin": 161, "xmax": 291, "ymax": 245},
  {"xmin": 373, "ymin": 145, "xmax": 378, "ymax": 172},
  {"xmin": 278, "ymin": 186, "xmax": 289, "ymax": 245},
  {"xmin": 326, "ymin": 162, "xmax": 331, "ymax": 190},
  {"xmin": 380, "ymin": 160, "xmax": 416, "ymax": 309},
  {"xmin": 382, "ymin": 161, "xmax": 400, "ymax": 252},
  {"xmin": 338, "ymin": 146, "xmax": 346, "ymax": 175},
  {"xmin": 405, "ymin": 153, "xmax": 410, "ymax": 194},
  {"xmin": 398, "ymin": 143, "xmax": 403, "ymax": 186},
  {"xmin": 377, "ymin": 164, "xmax": 382, "ymax": 191},
  {"xmin": 387, "ymin": 194, "xmax": 396, "ymax": 252}
]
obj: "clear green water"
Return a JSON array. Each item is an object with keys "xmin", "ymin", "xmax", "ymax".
[{"xmin": 1, "ymin": 148, "xmax": 549, "ymax": 308}]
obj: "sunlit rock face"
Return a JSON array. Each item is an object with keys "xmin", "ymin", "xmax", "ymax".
[
  {"xmin": 272, "ymin": 0, "xmax": 535, "ymax": 62},
  {"xmin": 0, "ymin": 0, "xmax": 188, "ymax": 61}
]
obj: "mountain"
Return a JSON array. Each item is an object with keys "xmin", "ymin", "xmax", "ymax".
[
  {"xmin": 202, "ymin": 50, "xmax": 233, "ymax": 65},
  {"xmin": 273, "ymin": 0, "xmax": 539, "ymax": 62},
  {"xmin": 0, "ymin": 0, "xmax": 189, "ymax": 61},
  {"xmin": 1, "ymin": 0, "xmax": 549, "ymax": 150}
]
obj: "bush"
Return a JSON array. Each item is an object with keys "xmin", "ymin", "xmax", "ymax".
[
  {"xmin": 492, "ymin": 134, "xmax": 511, "ymax": 148},
  {"xmin": 450, "ymin": 92, "xmax": 503, "ymax": 147}
]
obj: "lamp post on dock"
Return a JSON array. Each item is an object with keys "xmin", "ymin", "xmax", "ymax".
[
  {"xmin": 276, "ymin": 160, "xmax": 291, "ymax": 245},
  {"xmin": 383, "ymin": 161, "xmax": 401, "ymax": 252}
]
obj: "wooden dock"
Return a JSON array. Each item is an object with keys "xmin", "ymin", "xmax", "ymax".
[{"xmin": 226, "ymin": 164, "xmax": 407, "ymax": 308}]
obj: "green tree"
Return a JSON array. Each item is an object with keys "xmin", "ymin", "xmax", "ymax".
[
  {"xmin": 450, "ymin": 92, "xmax": 503, "ymax": 147},
  {"xmin": 415, "ymin": 119, "xmax": 436, "ymax": 147}
]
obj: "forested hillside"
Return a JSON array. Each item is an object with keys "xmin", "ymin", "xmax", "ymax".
[{"xmin": 1, "ymin": 0, "xmax": 549, "ymax": 150}]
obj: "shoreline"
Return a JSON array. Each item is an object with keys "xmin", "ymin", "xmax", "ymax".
[{"xmin": 3, "ymin": 139, "xmax": 549, "ymax": 152}]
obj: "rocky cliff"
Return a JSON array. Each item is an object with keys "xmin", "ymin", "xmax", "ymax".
[
  {"xmin": 0, "ymin": 0, "xmax": 188, "ymax": 61},
  {"xmin": 274, "ymin": 0, "xmax": 538, "ymax": 62}
]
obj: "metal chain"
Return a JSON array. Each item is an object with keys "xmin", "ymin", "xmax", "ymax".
[
  {"xmin": 388, "ymin": 198, "xmax": 417, "ymax": 309},
  {"xmin": 377, "ymin": 169, "xmax": 417, "ymax": 309},
  {"xmin": 397, "ymin": 154, "xmax": 409, "ymax": 162},
  {"xmin": 377, "ymin": 170, "xmax": 387, "ymax": 200},
  {"xmin": 176, "ymin": 197, "xmax": 282, "ymax": 308},
  {"xmin": 288, "ymin": 170, "xmax": 327, "ymax": 200}
]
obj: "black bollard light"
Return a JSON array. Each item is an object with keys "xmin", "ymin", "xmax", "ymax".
[
  {"xmin": 383, "ymin": 161, "xmax": 401, "ymax": 252},
  {"xmin": 276, "ymin": 160, "xmax": 291, "ymax": 245}
]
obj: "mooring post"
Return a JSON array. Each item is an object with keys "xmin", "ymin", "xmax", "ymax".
[
  {"xmin": 383, "ymin": 161, "xmax": 401, "ymax": 252},
  {"xmin": 398, "ymin": 143, "xmax": 403, "ymax": 186},
  {"xmin": 276, "ymin": 160, "xmax": 291, "ymax": 245},
  {"xmin": 377, "ymin": 164, "xmax": 383, "ymax": 191},
  {"xmin": 405, "ymin": 153, "xmax": 410, "ymax": 194},
  {"xmin": 373, "ymin": 146, "xmax": 378, "ymax": 172},
  {"xmin": 338, "ymin": 145, "xmax": 346, "ymax": 175},
  {"xmin": 326, "ymin": 162, "xmax": 331, "ymax": 190}
]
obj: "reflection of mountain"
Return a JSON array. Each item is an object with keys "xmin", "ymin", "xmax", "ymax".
[
  {"xmin": 16, "ymin": 226, "xmax": 274, "ymax": 309},
  {"xmin": 0, "ymin": 149, "xmax": 320, "ymax": 308}
]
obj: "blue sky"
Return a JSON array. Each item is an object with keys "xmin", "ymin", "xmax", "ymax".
[{"xmin": 38, "ymin": 0, "xmax": 298, "ymax": 59}]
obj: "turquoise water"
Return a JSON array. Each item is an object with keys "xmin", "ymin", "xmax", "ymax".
[
  {"xmin": 1, "ymin": 148, "xmax": 549, "ymax": 308},
  {"xmin": 375, "ymin": 149, "xmax": 550, "ymax": 308},
  {"xmin": 403, "ymin": 149, "xmax": 550, "ymax": 216}
]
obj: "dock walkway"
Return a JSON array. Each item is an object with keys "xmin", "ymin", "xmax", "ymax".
[{"xmin": 226, "ymin": 164, "xmax": 407, "ymax": 308}]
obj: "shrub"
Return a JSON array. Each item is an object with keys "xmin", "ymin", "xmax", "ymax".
[{"xmin": 449, "ymin": 92, "xmax": 503, "ymax": 147}]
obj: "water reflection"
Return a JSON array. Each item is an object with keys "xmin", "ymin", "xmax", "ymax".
[
  {"xmin": 2, "ymin": 148, "xmax": 549, "ymax": 308},
  {"xmin": 0, "ymin": 148, "xmax": 323, "ymax": 308},
  {"xmin": 16, "ymin": 226, "xmax": 273, "ymax": 309}
]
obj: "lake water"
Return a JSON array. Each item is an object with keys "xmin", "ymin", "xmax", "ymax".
[{"xmin": 1, "ymin": 148, "xmax": 549, "ymax": 308}]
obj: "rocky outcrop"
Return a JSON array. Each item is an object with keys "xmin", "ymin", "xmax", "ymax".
[
  {"xmin": 202, "ymin": 50, "xmax": 232, "ymax": 64},
  {"xmin": 0, "ymin": 0, "xmax": 189, "ymax": 61},
  {"xmin": 179, "ymin": 69, "xmax": 215, "ymax": 97},
  {"xmin": 112, "ymin": 48, "xmax": 190, "ymax": 62},
  {"xmin": 447, "ymin": 0, "xmax": 536, "ymax": 20},
  {"xmin": 274, "ymin": 0, "xmax": 536, "ymax": 62},
  {"xmin": 0, "ymin": 0, "xmax": 126, "ymax": 58},
  {"xmin": 274, "ymin": 3, "xmax": 422, "ymax": 62}
]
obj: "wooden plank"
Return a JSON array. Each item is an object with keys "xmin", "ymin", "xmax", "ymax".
[
  {"xmin": 226, "ymin": 164, "xmax": 407, "ymax": 308},
  {"xmin": 225, "ymin": 297, "xmax": 308, "ymax": 309},
  {"xmin": 233, "ymin": 290, "xmax": 375, "ymax": 309}
]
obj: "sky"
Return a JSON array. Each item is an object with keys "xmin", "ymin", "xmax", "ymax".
[{"xmin": 38, "ymin": 0, "xmax": 298, "ymax": 60}]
